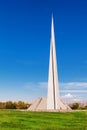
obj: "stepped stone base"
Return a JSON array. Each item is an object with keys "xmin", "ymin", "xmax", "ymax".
[{"xmin": 27, "ymin": 97, "xmax": 72, "ymax": 112}]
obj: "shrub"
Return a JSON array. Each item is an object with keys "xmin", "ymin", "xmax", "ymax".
[
  {"xmin": 0, "ymin": 102, "xmax": 5, "ymax": 109},
  {"xmin": 5, "ymin": 101, "xmax": 16, "ymax": 109},
  {"xmin": 16, "ymin": 101, "xmax": 28, "ymax": 109},
  {"xmin": 71, "ymin": 102, "xmax": 79, "ymax": 109},
  {"xmin": 80, "ymin": 105, "xmax": 87, "ymax": 110}
]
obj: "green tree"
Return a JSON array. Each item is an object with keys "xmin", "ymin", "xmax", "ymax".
[
  {"xmin": 5, "ymin": 101, "xmax": 16, "ymax": 109},
  {"xmin": 0, "ymin": 102, "xmax": 5, "ymax": 109},
  {"xmin": 71, "ymin": 102, "xmax": 79, "ymax": 109},
  {"xmin": 16, "ymin": 101, "xmax": 28, "ymax": 109}
]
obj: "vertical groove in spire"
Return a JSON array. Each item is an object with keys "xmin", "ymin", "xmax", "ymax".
[{"xmin": 52, "ymin": 43, "xmax": 56, "ymax": 109}]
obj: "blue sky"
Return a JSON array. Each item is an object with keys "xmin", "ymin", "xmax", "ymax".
[{"xmin": 0, "ymin": 0, "xmax": 87, "ymax": 102}]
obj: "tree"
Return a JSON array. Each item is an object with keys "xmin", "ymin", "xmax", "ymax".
[
  {"xmin": 0, "ymin": 102, "xmax": 5, "ymax": 109},
  {"xmin": 5, "ymin": 101, "xmax": 16, "ymax": 109},
  {"xmin": 16, "ymin": 101, "xmax": 28, "ymax": 109},
  {"xmin": 71, "ymin": 102, "xmax": 79, "ymax": 109}
]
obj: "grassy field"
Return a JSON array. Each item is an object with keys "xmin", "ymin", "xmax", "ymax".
[{"xmin": 0, "ymin": 110, "xmax": 87, "ymax": 130}]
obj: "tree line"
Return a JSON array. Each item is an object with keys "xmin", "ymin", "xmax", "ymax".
[
  {"xmin": 0, "ymin": 101, "xmax": 87, "ymax": 110},
  {"xmin": 0, "ymin": 101, "xmax": 31, "ymax": 109}
]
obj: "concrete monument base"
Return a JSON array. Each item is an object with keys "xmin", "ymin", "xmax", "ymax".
[{"xmin": 27, "ymin": 97, "xmax": 71, "ymax": 112}]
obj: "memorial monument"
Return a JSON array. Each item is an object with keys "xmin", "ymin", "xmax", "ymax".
[{"xmin": 28, "ymin": 16, "xmax": 71, "ymax": 111}]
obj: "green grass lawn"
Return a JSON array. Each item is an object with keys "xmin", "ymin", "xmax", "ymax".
[{"xmin": 0, "ymin": 110, "xmax": 87, "ymax": 130}]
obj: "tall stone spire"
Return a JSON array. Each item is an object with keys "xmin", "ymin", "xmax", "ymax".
[
  {"xmin": 28, "ymin": 15, "xmax": 71, "ymax": 111},
  {"xmin": 47, "ymin": 15, "xmax": 71, "ymax": 110},
  {"xmin": 47, "ymin": 15, "xmax": 59, "ymax": 110}
]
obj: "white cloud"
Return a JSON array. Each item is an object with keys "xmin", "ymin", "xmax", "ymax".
[
  {"xmin": 72, "ymin": 98, "xmax": 82, "ymax": 102},
  {"xmin": 62, "ymin": 93, "xmax": 74, "ymax": 98},
  {"xmin": 61, "ymin": 93, "xmax": 82, "ymax": 103},
  {"xmin": 61, "ymin": 90, "xmax": 87, "ymax": 93},
  {"xmin": 60, "ymin": 82, "xmax": 87, "ymax": 89}
]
